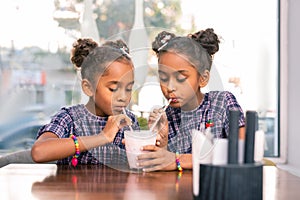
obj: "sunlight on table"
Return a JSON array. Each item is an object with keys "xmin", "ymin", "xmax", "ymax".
[{"xmin": 0, "ymin": 164, "xmax": 57, "ymax": 200}]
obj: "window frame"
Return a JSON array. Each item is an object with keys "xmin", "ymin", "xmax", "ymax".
[{"xmin": 269, "ymin": 0, "xmax": 288, "ymax": 164}]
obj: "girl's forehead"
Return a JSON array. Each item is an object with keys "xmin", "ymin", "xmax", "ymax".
[
  {"xmin": 158, "ymin": 52, "xmax": 195, "ymax": 72},
  {"xmin": 159, "ymin": 52, "xmax": 192, "ymax": 65},
  {"xmin": 100, "ymin": 61, "xmax": 134, "ymax": 79}
]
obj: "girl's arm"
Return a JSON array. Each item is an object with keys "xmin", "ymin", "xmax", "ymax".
[
  {"xmin": 139, "ymin": 126, "xmax": 245, "ymax": 172},
  {"xmin": 31, "ymin": 132, "xmax": 111, "ymax": 163},
  {"xmin": 137, "ymin": 145, "xmax": 192, "ymax": 172},
  {"xmin": 178, "ymin": 127, "xmax": 244, "ymax": 170},
  {"xmin": 168, "ymin": 153, "xmax": 193, "ymax": 170},
  {"xmin": 31, "ymin": 114, "xmax": 132, "ymax": 163}
]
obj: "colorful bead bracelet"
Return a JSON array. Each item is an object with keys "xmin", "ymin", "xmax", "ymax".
[
  {"xmin": 175, "ymin": 152, "xmax": 183, "ymax": 172},
  {"xmin": 70, "ymin": 134, "xmax": 80, "ymax": 167}
]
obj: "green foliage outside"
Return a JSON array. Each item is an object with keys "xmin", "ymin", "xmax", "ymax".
[
  {"xmin": 94, "ymin": 0, "xmax": 183, "ymax": 40},
  {"xmin": 137, "ymin": 116, "xmax": 148, "ymax": 130},
  {"xmin": 54, "ymin": 0, "xmax": 184, "ymax": 41}
]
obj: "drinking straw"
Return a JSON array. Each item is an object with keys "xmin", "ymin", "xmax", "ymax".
[
  {"xmin": 149, "ymin": 99, "xmax": 172, "ymax": 132},
  {"xmin": 122, "ymin": 107, "xmax": 134, "ymax": 132}
]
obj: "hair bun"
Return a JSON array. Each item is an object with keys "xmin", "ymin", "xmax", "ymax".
[
  {"xmin": 71, "ymin": 38, "xmax": 98, "ymax": 69},
  {"xmin": 189, "ymin": 28, "xmax": 220, "ymax": 56},
  {"xmin": 103, "ymin": 40, "xmax": 130, "ymax": 54},
  {"xmin": 152, "ymin": 31, "xmax": 176, "ymax": 53}
]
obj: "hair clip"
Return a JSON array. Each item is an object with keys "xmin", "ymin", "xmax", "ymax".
[
  {"xmin": 120, "ymin": 46, "xmax": 131, "ymax": 58},
  {"xmin": 158, "ymin": 34, "xmax": 172, "ymax": 52},
  {"xmin": 161, "ymin": 34, "xmax": 172, "ymax": 44},
  {"xmin": 157, "ymin": 42, "xmax": 168, "ymax": 52}
]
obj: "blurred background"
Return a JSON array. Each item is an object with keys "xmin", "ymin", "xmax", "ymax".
[{"xmin": 0, "ymin": 0, "xmax": 279, "ymax": 158}]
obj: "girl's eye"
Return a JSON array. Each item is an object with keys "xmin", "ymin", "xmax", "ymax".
[
  {"xmin": 109, "ymin": 88, "xmax": 118, "ymax": 92},
  {"xmin": 158, "ymin": 71, "xmax": 169, "ymax": 82},
  {"xmin": 159, "ymin": 75, "xmax": 168, "ymax": 82},
  {"xmin": 176, "ymin": 74, "xmax": 187, "ymax": 82},
  {"xmin": 160, "ymin": 78, "xmax": 168, "ymax": 82},
  {"xmin": 126, "ymin": 83, "xmax": 134, "ymax": 92}
]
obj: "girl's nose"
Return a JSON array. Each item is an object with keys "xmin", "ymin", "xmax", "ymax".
[
  {"xmin": 116, "ymin": 89, "xmax": 128, "ymax": 102},
  {"xmin": 167, "ymin": 79, "xmax": 176, "ymax": 92}
]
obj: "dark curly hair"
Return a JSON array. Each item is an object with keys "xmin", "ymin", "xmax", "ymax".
[
  {"xmin": 152, "ymin": 28, "xmax": 220, "ymax": 74},
  {"xmin": 70, "ymin": 38, "xmax": 132, "ymax": 86}
]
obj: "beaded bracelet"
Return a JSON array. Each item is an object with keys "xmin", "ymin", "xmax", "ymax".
[
  {"xmin": 175, "ymin": 152, "xmax": 183, "ymax": 172},
  {"xmin": 70, "ymin": 134, "xmax": 80, "ymax": 167}
]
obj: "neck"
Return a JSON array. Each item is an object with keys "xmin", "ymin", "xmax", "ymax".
[
  {"xmin": 181, "ymin": 92, "xmax": 204, "ymax": 111},
  {"xmin": 85, "ymin": 99, "xmax": 96, "ymax": 115}
]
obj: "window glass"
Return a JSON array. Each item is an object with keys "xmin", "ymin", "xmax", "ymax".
[{"xmin": 0, "ymin": 0, "xmax": 279, "ymax": 158}]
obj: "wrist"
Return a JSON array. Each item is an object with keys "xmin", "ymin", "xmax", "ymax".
[
  {"xmin": 175, "ymin": 152, "xmax": 183, "ymax": 172},
  {"xmin": 70, "ymin": 134, "xmax": 80, "ymax": 167},
  {"xmin": 101, "ymin": 130, "xmax": 114, "ymax": 143}
]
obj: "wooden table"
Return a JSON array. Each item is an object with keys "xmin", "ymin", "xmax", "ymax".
[{"xmin": 0, "ymin": 164, "xmax": 300, "ymax": 200}]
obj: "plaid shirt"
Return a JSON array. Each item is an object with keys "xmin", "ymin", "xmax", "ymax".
[
  {"xmin": 37, "ymin": 104, "xmax": 139, "ymax": 165},
  {"xmin": 166, "ymin": 91, "xmax": 245, "ymax": 154}
]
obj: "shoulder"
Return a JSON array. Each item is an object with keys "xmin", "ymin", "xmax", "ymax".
[
  {"xmin": 207, "ymin": 91, "xmax": 239, "ymax": 105},
  {"xmin": 62, "ymin": 104, "xmax": 85, "ymax": 114},
  {"xmin": 208, "ymin": 90, "xmax": 236, "ymax": 99},
  {"xmin": 207, "ymin": 91, "xmax": 244, "ymax": 114},
  {"xmin": 37, "ymin": 105, "xmax": 84, "ymax": 138},
  {"xmin": 51, "ymin": 104, "xmax": 85, "ymax": 124},
  {"xmin": 207, "ymin": 91, "xmax": 245, "ymax": 127}
]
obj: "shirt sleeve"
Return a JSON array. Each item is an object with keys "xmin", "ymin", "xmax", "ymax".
[
  {"xmin": 224, "ymin": 91, "xmax": 246, "ymax": 127},
  {"xmin": 127, "ymin": 111, "xmax": 140, "ymax": 131},
  {"xmin": 36, "ymin": 108, "xmax": 74, "ymax": 139}
]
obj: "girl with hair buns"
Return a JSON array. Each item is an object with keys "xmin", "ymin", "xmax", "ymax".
[
  {"xmin": 138, "ymin": 28, "xmax": 245, "ymax": 172},
  {"xmin": 31, "ymin": 38, "xmax": 139, "ymax": 166}
]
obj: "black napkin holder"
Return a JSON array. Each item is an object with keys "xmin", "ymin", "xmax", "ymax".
[{"xmin": 194, "ymin": 162, "xmax": 263, "ymax": 200}]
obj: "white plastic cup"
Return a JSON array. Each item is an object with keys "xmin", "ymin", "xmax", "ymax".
[{"xmin": 124, "ymin": 130, "xmax": 157, "ymax": 170}]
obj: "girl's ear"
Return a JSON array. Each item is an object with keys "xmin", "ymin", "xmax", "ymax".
[
  {"xmin": 199, "ymin": 70, "xmax": 210, "ymax": 88},
  {"xmin": 81, "ymin": 79, "xmax": 94, "ymax": 97}
]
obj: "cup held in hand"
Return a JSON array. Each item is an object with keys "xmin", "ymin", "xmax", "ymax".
[{"xmin": 124, "ymin": 130, "xmax": 156, "ymax": 170}]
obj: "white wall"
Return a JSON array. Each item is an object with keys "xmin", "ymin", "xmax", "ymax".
[{"xmin": 278, "ymin": 0, "xmax": 300, "ymax": 177}]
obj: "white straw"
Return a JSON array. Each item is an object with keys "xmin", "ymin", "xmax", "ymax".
[
  {"xmin": 149, "ymin": 99, "xmax": 172, "ymax": 132},
  {"xmin": 122, "ymin": 107, "xmax": 134, "ymax": 132}
]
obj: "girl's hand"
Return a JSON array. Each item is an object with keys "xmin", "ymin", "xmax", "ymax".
[
  {"xmin": 136, "ymin": 145, "xmax": 176, "ymax": 172},
  {"xmin": 102, "ymin": 114, "xmax": 132, "ymax": 142},
  {"xmin": 148, "ymin": 108, "xmax": 169, "ymax": 148}
]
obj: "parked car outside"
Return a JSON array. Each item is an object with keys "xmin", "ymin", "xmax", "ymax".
[{"xmin": 0, "ymin": 119, "xmax": 49, "ymax": 155}]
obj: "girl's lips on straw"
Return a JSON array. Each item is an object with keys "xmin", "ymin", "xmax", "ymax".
[
  {"xmin": 169, "ymin": 98, "xmax": 178, "ymax": 103},
  {"xmin": 114, "ymin": 106, "xmax": 125, "ymax": 113}
]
